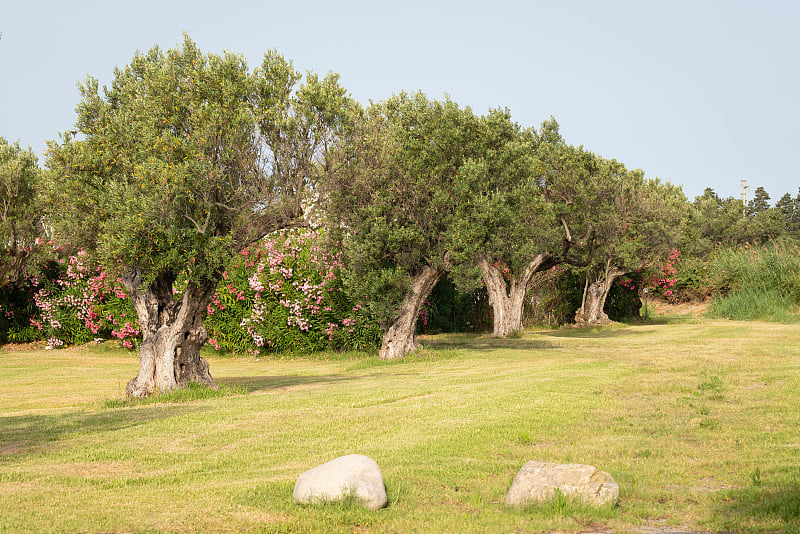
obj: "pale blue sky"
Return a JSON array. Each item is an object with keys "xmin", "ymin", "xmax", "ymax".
[{"xmin": 2, "ymin": 0, "xmax": 798, "ymax": 200}]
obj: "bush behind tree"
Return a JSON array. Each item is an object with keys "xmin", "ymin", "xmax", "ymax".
[
  {"xmin": 204, "ymin": 229, "xmax": 380, "ymax": 354},
  {"xmin": 524, "ymin": 269, "xmax": 643, "ymax": 327},
  {"xmin": 0, "ymin": 281, "xmax": 42, "ymax": 344},
  {"xmin": 525, "ymin": 269, "xmax": 583, "ymax": 327}
]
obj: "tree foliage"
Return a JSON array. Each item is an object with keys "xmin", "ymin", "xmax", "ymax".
[
  {"xmin": 684, "ymin": 186, "xmax": 788, "ymax": 257},
  {"xmin": 446, "ymin": 116, "xmax": 567, "ymax": 336},
  {"xmin": 548, "ymin": 146, "xmax": 686, "ymax": 324},
  {"xmin": 775, "ymin": 191, "xmax": 800, "ymax": 237},
  {"xmin": 448, "ymin": 113, "xmax": 558, "ymax": 286},
  {"xmin": 327, "ymin": 92, "xmax": 483, "ymax": 327},
  {"xmin": 0, "ymin": 138, "xmax": 43, "ymax": 288},
  {"xmin": 45, "ymin": 36, "xmax": 351, "ymax": 285}
]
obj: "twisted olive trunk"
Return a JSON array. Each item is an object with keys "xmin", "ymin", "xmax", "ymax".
[
  {"xmin": 122, "ymin": 269, "xmax": 218, "ymax": 397},
  {"xmin": 379, "ymin": 265, "xmax": 444, "ymax": 360},
  {"xmin": 574, "ymin": 264, "xmax": 630, "ymax": 326},
  {"xmin": 479, "ymin": 253, "xmax": 554, "ymax": 337}
]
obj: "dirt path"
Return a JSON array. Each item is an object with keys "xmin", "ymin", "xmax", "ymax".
[{"xmin": 650, "ymin": 298, "xmax": 709, "ymax": 316}]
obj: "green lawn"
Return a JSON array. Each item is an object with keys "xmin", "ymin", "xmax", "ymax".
[{"xmin": 1, "ymin": 314, "xmax": 799, "ymax": 533}]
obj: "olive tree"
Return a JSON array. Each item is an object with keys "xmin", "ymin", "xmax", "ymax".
[
  {"xmin": 45, "ymin": 36, "xmax": 351, "ymax": 396},
  {"xmin": 326, "ymin": 93, "xmax": 484, "ymax": 359},
  {"xmin": 447, "ymin": 116, "xmax": 569, "ymax": 337},
  {"xmin": 569, "ymin": 156, "xmax": 685, "ymax": 325}
]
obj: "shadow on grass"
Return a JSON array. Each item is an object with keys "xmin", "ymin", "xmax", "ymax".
[
  {"xmin": 0, "ymin": 405, "xmax": 205, "ymax": 457},
  {"xmin": 423, "ymin": 334, "xmax": 554, "ymax": 352},
  {"xmin": 208, "ymin": 349, "xmax": 379, "ymax": 361},
  {"xmin": 538, "ymin": 328, "xmax": 641, "ymax": 339},
  {"xmin": 537, "ymin": 319, "xmax": 680, "ymax": 339},
  {"xmin": 423, "ymin": 318, "xmax": 687, "ymax": 347},
  {"xmin": 638, "ymin": 314, "xmax": 699, "ymax": 325},
  {"xmin": 217, "ymin": 374, "xmax": 359, "ymax": 394},
  {"xmin": 714, "ymin": 483, "xmax": 800, "ymax": 531}
]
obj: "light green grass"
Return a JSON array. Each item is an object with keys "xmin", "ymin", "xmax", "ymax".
[
  {"xmin": 709, "ymin": 288, "xmax": 800, "ymax": 323},
  {"xmin": 1, "ymin": 315, "xmax": 800, "ymax": 532}
]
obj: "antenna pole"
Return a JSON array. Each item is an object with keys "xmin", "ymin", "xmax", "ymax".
[{"xmin": 741, "ymin": 179, "xmax": 749, "ymax": 219}]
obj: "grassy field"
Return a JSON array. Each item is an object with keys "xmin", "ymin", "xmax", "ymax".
[{"xmin": 1, "ymin": 311, "xmax": 799, "ymax": 533}]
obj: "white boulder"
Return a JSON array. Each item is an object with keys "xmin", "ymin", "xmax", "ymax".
[
  {"xmin": 506, "ymin": 460, "xmax": 619, "ymax": 507},
  {"xmin": 293, "ymin": 454, "xmax": 388, "ymax": 510}
]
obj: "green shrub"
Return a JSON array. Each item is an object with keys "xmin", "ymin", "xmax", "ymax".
[
  {"xmin": 0, "ymin": 281, "xmax": 41, "ymax": 344},
  {"xmin": 417, "ymin": 277, "xmax": 491, "ymax": 334},
  {"xmin": 526, "ymin": 269, "xmax": 582, "ymax": 327},
  {"xmin": 669, "ymin": 255, "xmax": 713, "ymax": 301}
]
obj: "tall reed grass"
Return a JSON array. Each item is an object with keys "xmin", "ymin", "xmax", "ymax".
[{"xmin": 708, "ymin": 243, "xmax": 800, "ymax": 322}]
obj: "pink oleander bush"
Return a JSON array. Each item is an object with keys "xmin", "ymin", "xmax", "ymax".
[
  {"xmin": 205, "ymin": 229, "xmax": 381, "ymax": 355},
  {"xmin": 605, "ymin": 250, "xmax": 682, "ymax": 319},
  {"xmin": 27, "ymin": 250, "xmax": 140, "ymax": 349},
  {"xmin": 644, "ymin": 249, "xmax": 680, "ymax": 299},
  {"xmin": 9, "ymin": 229, "xmax": 381, "ymax": 353}
]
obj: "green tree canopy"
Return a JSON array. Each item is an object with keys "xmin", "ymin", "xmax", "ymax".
[
  {"xmin": 747, "ymin": 186, "xmax": 771, "ymax": 217},
  {"xmin": 685, "ymin": 186, "xmax": 786, "ymax": 255},
  {"xmin": 775, "ymin": 191, "xmax": 800, "ymax": 237}
]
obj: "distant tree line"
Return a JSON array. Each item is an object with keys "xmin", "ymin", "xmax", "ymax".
[{"xmin": 684, "ymin": 186, "xmax": 800, "ymax": 257}]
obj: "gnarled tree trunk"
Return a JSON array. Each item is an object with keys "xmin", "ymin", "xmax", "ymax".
[
  {"xmin": 380, "ymin": 265, "xmax": 444, "ymax": 360},
  {"xmin": 574, "ymin": 263, "xmax": 630, "ymax": 326},
  {"xmin": 0, "ymin": 246, "xmax": 30, "ymax": 290},
  {"xmin": 122, "ymin": 268, "xmax": 219, "ymax": 397},
  {"xmin": 479, "ymin": 253, "xmax": 554, "ymax": 337}
]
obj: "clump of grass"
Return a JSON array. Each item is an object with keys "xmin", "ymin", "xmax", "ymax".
[
  {"xmin": 517, "ymin": 490, "xmax": 617, "ymax": 521},
  {"xmin": 709, "ymin": 288, "xmax": 800, "ymax": 322},
  {"xmin": 507, "ymin": 329, "xmax": 524, "ymax": 339},
  {"xmin": 103, "ymin": 382, "xmax": 246, "ymax": 408},
  {"xmin": 515, "ymin": 430, "xmax": 534, "ymax": 445},
  {"xmin": 698, "ymin": 374, "xmax": 723, "ymax": 392},
  {"xmin": 708, "ymin": 245, "xmax": 800, "ymax": 322},
  {"xmin": 751, "ymin": 467, "xmax": 763, "ymax": 487}
]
